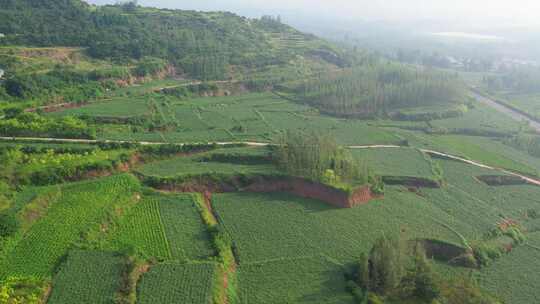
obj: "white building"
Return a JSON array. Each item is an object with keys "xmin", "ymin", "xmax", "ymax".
[{"xmin": 0, "ymin": 69, "xmax": 4, "ymax": 79}]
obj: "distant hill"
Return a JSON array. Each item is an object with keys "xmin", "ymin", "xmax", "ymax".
[{"xmin": 0, "ymin": 0, "xmax": 347, "ymax": 80}]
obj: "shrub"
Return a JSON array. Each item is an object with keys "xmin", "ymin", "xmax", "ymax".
[{"xmin": 0, "ymin": 213, "xmax": 19, "ymax": 238}]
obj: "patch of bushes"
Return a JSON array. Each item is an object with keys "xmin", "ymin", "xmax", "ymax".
[
  {"xmin": 0, "ymin": 276, "xmax": 49, "ymax": 304},
  {"xmin": 0, "ymin": 213, "xmax": 19, "ymax": 239}
]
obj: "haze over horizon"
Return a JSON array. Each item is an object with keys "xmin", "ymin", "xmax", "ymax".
[{"xmin": 86, "ymin": 0, "xmax": 540, "ymax": 30}]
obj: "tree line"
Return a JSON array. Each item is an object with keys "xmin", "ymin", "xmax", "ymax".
[{"xmin": 293, "ymin": 63, "xmax": 465, "ymax": 117}]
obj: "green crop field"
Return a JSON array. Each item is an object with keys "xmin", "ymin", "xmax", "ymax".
[
  {"xmin": 238, "ymin": 256, "xmax": 355, "ymax": 304},
  {"xmin": 350, "ymin": 147, "xmax": 435, "ymax": 179},
  {"xmin": 431, "ymin": 103, "xmax": 524, "ymax": 133},
  {"xmin": 212, "ymin": 191, "xmax": 467, "ymax": 265},
  {"xmin": 158, "ymin": 194, "xmax": 215, "ymax": 261},
  {"xmin": 0, "ymin": 174, "xmax": 140, "ymax": 278},
  {"xmin": 49, "ymin": 91, "xmax": 402, "ymax": 145},
  {"xmin": 478, "ymin": 244, "xmax": 540, "ymax": 304},
  {"xmin": 107, "ymin": 196, "xmax": 171, "ymax": 259},
  {"xmin": 137, "ymin": 263, "xmax": 218, "ymax": 304},
  {"xmin": 107, "ymin": 193, "xmax": 214, "ymax": 262},
  {"xmin": 3, "ymin": 2, "xmax": 540, "ymax": 303},
  {"xmin": 47, "ymin": 250, "xmax": 124, "ymax": 304},
  {"xmin": 437, "ymin": 159, "xmax": 540, "ymax": 220},
  {"xmin": 135, "ymin": 149, "xmax": 278, "ymax": 178},
  {"xmin": 48, "ymin": 96, "xmax": 150, "ymax": 118},
  {"xmin": 384, "ymin": 131, "xmax": 538, "ymax": 177}
]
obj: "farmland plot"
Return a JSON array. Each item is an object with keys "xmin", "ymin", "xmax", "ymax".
[
  {"xmin": 0, "ymin": 174, "xmax": 140, "ymax": 278},
  {"xmin": 431, "ymin": 103, "xmax": 523, "ymax": 134},
  {"xmin": 477, "ymin": 244, "xmax": 540, "ymax": 304},
  {"xmin": 158, "ymin": 194, "xmax": 215, "ymax": 261},
  {"xmin": 238, "ymin": 256, "xmax": 355, "ymax": 304},
  {"xmin": 48, "ymin": 96, "xmax": 150, "ymax": 118},
  {"xmin": 212, "ymin": 190, "xmax": 468, "ymax": 265},
  {"xmin": 350, "ymin": 147, "xmax": 434, "ymax": 179},
  {"xmin": 137, "ymin": 263, "xmax": 217, "ymax": 304},
  {"xmin": 107, "ymin": 197, "xmax": 171, "ymax": 259},
  {"xmin": 48, "ymin": 250, "xmax": 124, "ymax": 304},
  {"xmin": 438, "ymin": 159, "xmax": 540, "ymax": 219},
  {"xmin": 135, "ymin": 150, "xmax": 277, "ymax": 178}
]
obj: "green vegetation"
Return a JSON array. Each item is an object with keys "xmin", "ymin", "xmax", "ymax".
[
  {"xmin": 0, "ymin": 0, "xmax": 344, "ymax": 82},
  {"xmin": 0, "ymin": 174, "xmax": 140, "ymax": 278},
  {"xmin": 47, "ymin": 250, "xmax": 124, "ymax": 304},
  {"xmin": 137, "ymin": 263, "xmax": 218, "ymax": 304},
  {"xmin": 288, "ymin": 63, "xmax": 465, "ymax": 118},
  {"xmin": 136, "ymin": 147, "xmax": 278, "ymax": 180},
  {"xmin": 274, "ymin": 131, "xmax": 373, "ymax": 189},
  {"xmin": 2, "ymin": 1, "xmax": 540, "ymax": 303},
  {"xmin": 0, "ymin": 144, "xmax": 134, "ymax": 186},
  {"xmin": 350, "ymin": 147, "xmax": 437, "ymax": 180},
  {"xmin": 237, "ymin": 256, "xmax": 355, "ymax": 304},
  {"xmin": 106, "ymin": 197, "xmax": 170, "ymax": 260},
  {"xmin": 158, "ymin": 194, "xmax": 215, "ymax": 261},
  {"xmin": 505, "ymin": 134, "xmax": 540, "ymax": 158},
  {"xmin": 212, "ymin": 191, "xmax": 466, "ymax": 264},
  {"xmin": 0, "ymin": 112, "xmax": 95, "ymax": 139}
]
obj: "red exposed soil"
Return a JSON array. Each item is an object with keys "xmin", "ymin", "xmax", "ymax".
[
  {"xmin": 156, "ymin": 176, "xmax": 377, "ymax": 208},
  {"xmin": 244, "ymin": 177, "xmax": 375, "ymax": 208}
]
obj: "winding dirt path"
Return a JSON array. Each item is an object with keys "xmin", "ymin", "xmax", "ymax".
[{"xmin": 2, "ymin": 136, "xmax": 540, "ymax": 186}]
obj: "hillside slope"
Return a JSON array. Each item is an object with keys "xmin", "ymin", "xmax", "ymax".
[{"xmin": 0, "ymin": 0, "xmax": 346, "ymax": 80}]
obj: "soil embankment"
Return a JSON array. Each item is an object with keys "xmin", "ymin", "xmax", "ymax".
[
  {"xmin": 476, "ymin": 175, "xmax": 528, "ymax": 186},
  {"xmin": 151, "ymin": 175, "xmax": 377, "ymax": 208},
  {"xmin": 419, "ymin": 239, "xmax": 476, "ymax": 268}
]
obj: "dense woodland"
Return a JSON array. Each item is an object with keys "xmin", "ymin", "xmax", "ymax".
[{"xmin": 291, "ymin": 63, "xmax": 466, "ymax": 117}]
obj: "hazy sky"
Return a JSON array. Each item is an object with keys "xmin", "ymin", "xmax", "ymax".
[{"xmin": 87, "ymin": 0, "xmax": 540, "ymax": 27}]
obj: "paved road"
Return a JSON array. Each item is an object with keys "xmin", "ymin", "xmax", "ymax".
[{"xmin": 471, "ymin": 91, "xmax": 540, "ymax": 133}]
